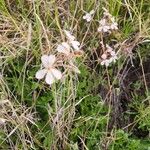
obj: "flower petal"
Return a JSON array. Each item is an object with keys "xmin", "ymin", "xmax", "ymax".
[
  {"xmin": 90, "ymin": 10, "xmax": 95, "ymax": 15},
  {"xmin": 56, "ymin": 42, "xmax": 70, "ymax": 55},
  {"xmin": 35, "ymin": 69, "xmax": 47, "ymax": 79},
  {"xmin": 99, "ymin": 19, "xmax": 106, "ymax": 25},
  {"xmin": 0, "ymin": 118, "xmax": 6, "ymax": 125},
  {"xmin": 64, "ymin": 30, "xmax": 75, "ymax": 41},
  {"xmin": 105, "ymin": 60, "xmax": 111, "ymax": 66},
  {"xmin": 72, "ymin": 66, "xmax": 81, "ymax": 74},
  {"xmin": 48, "ymin": 55, "xmax": 56, "ymax": 66},
  {"xmin": 83, "ymin": 15, "xmax": 87, "ymax": 19},
  {"xmin": 70, "ymin": 41, "xmax": 80, "ymax": 50},
  {"xmin": 98, "ymin": 27, "xmax": 102, "ymax": 32},
  {"xmin": 41, "ymin": 55, "xmax": 49, "ymax": 68},
  {"xmin": 45, "ymin": 72, "xmax": 55, "ymax": 85},
  {"xmin": 106, "ymin": 44, "xmax": 113, "ymax": 52},
  {"xmin": 86, "ymin": 17, "xmax": 91, "ymax": 22},
  {"xmin": 103, "ymin": 26, "xmax": 110, "ymax": 32},
  {"xmin": 83, "ymin": 13, "xmax": 91, "ymax": 22},
  {"xmin": 51, "ymin": 68, "xmax": 62, "ymax": 80},
  {"xmin": 101, "ymin": 53, "xmax": 107, "ymax": 59},
  {"xmin": 101, "ymin": 60, "xmax": 110, "ymax": 66}
]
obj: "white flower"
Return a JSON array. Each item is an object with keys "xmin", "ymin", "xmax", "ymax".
[
  {"xmin": 63, "ymin": 30, "xmax": 81, "ymax": 51},
  {"xmin": 83, "ymin": 10, "xmax": 95, "ymax": 22},
  {"xmin": 98, "ymin": 19, "xmax": 110, "ymax": 33},
  {"xmin": 56, "ymin": 42, "xmax": 71, "ymax": 55},
  {"xmin": 99, "ymin": 19, "xmax": 106, "ymax": 26},
  {"xmin": 70, "ymin": 40, "xmax": 80, "ymax": 50},
  {"xmin": 0, "ymin": 118, "xmax": 6, "ymax": 125},
  {"xmin": 106, "ymin": 45, "xmax": 117, "ymax": 59},
  {"xmin": 101, "ymin": 52, "xmax": 118, "ymax": 66},
  {"xmin": 98, "ymin": 25, "xmax": 110, "ymax": 33},
  {"xmin": 109, "ymin": 54, "xmax": 118, "ymax": 63},
  {"xmin": 36, "ymin": 55, "xmax": 62, "ymax": 85},
  {"xmin": 57, "ymin": 41, "xmax": 81, "ymax": 55},
  {"xmin": 101, "ymin": 59, "xmax": 111, "ymax": 67},
  {"xmin": 110, "ymin": 22, "xmax": 118, "ymax": 30},
  {"xmin": 98, "ymin": 8, "xmax": 118, "ymax": 33},
  {"xmin": 64, "ymin": 30, "xmax": 75, "ymax": 41},
  {"xmin": 101, "ymin": 53, "xmax": 107, "ymax": 59},
  {"xmin": 101, "ymin": 44, "xmax": 118, "ymax": 66},
  {"xmin": 106, "ymin": 44, "xmax": 113, "ymax": 52}
]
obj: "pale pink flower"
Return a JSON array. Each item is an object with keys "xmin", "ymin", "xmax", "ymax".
[
  {"xmin": 101, "ymin": 53, "xmax": 107, "ymax": 59},
  {"xmin": 64, "ymin": 30, "xmax": 75, "ymax": 41},
  {"xmin": 36, "ymin": 55, "xmax": 62, "ymax": 85},
  {"xmin": 83, "ymin": 10, "xmax": 95, "ymax": 22},
  {"xmin": 101, "ymin": 59, "xmax": 111, "ymax": 67},
  {"xmin": 56, "ymin": 42, "xmax": 71, "ymax": 55},
  {"xmin": 63, "ymin": 30, "xmax": 81, "ymax": 51},
  {"xmin": 109, "ymin": 53, "xmax": 118, "ymax": 63},
  {"xmin": 101, "ymin": 45, "xmax": 118, "ymax": 66},
  {"xmin": 106, "ymin": 44, "xmax": 113, "ymax": 52},
  {"xmin": 70, "ymin": 40, "xmax": 80, "ymax": 50},
  {"xmin": 0, "ymin": 118, "xmax": 6, "ymax": 125},
  {"xmin": 98, "ymin": 19, "xmax": 110, "ymax": 33},
  {"xmin": 98, "ymin": 8, "xmax": 118, "ymax": 33},
  {"xmin": 110, "ymin": 22, "xmax": 118, "ymax": 30}
]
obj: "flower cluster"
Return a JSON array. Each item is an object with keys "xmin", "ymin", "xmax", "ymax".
[
  {"xmin": 98, "ymin": 8, "xmax": 118, "ymax": 33},
  {"xmin": 101, "ymin": 43, "xmax": 118, "ymax": 67},
  {"xmin": 57, "ymin": 30, "xmax": 81, "ymax": 53},
  {"xmin": 97, "ymin": 8, "xmax": 119, "ymax": 67},
  {"xmin": 35, "ymin": 8, "xmax": 119, "ymax": 84},
  {"xmin": 36, "ymin": 30, "xmax": 83, "ymax": 85}
]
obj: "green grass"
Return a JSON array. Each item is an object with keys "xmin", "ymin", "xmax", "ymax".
[{"xmin": 1, "ymin": 0, "xmax": 150, "ymax": 149}]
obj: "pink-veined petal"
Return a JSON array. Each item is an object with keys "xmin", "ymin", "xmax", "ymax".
[
  {"xmin": 101, "ymin": 53, "xmax": 107, "ymax": 59},
  {"xmin": 41, "ymin": 55, "xmax": 49, "ymax": 68},
  {"xmin": 48, "ymin": 55, "xmax": 56, "ymax": 66},
  {"xmin": 56, "ymin": 42, "xmax": 70, "ymax": 55},
  {"xmin": 62, "ymin": 42, "xmax": 70, "ymax": 50},
  {"xmin": 35, "ymin": 69, "xmax": 47, "ymax": 79},
  {"xmin": 51, "ymin": 68, "xmax": 62, "ymax": 80},
  {"xmin": 45, "ymin": 72, "xmax": 55, "ymax": 85}
]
